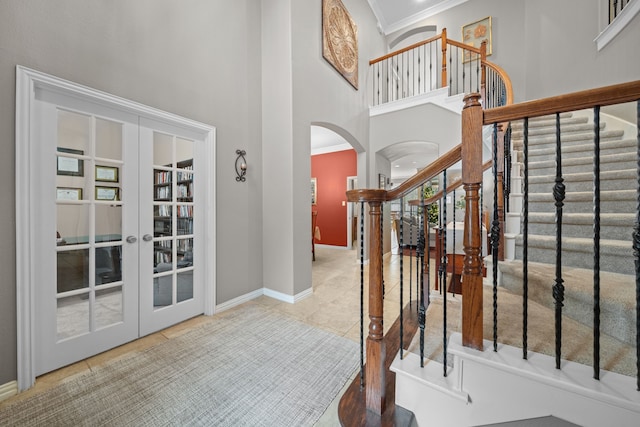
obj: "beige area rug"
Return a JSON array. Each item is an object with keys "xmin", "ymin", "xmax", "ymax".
[{"xmin": 0, "ymin": 304, "xmax": 359, "ymax": 426}]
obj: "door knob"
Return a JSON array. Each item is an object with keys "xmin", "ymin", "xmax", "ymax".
[
  {"xmin": 126, "ymin": 235, "xmax": 137, "ymax": 243},
  {"xmin": 143, "ymin": 234, "xmax": 153, "ymax": 242}
]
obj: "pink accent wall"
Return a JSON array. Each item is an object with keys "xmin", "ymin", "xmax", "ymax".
[{"xmin": 311, "ymin": 149, "xmax": 357, "ymax": 247}]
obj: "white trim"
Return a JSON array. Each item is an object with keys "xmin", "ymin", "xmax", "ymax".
[
  {"xmin": 370, "ymin": 87, "xmax": 464, "ymax": 117},
  {"xmin": 263, "ymin": 287, "xmax": 313, "ymax": 304},
  {"xmin": 0, "ymin": 381, "xmax": 18, "ymax": 402},
  {"xmin": 311, "ymin": 142, "xmax": 353, "ymax": 156},
  {"xmin": 447, "ymin": 333, "xmax": 640, "ymax": 413},
  {"xmin": 204, "ymin": 128, "xmax": 217, "ymax": 316},
  {"xmin": 15, "ymin": 66, "xmax": 216, "ymax": 391},
  {"xmin": 595, "ymin": 0, "xmax": 640, "ymax": 50},
  {"xmin": 380, "ymin": 0, "xmax": 469, "ymax": 35},
  {"xmin": 214, "ymin": 289, "xmax": 264, "ymax": 313}
]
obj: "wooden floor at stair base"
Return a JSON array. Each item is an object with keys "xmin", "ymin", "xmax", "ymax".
[{"xmin": 338, "ymin": 302, "xmax": 419, "ymax": 426}]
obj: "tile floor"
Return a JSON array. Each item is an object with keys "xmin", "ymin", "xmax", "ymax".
[{"xmin": 2, "ymin": 246, "xmax": 419, "ymax": 425}]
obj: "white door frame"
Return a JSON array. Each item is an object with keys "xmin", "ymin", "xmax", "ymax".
[{"xmin": 15, "ymin": 66, "xmax": 216, "ymax": 391}]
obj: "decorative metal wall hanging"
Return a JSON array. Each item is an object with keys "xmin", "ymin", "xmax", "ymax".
[
  {"xmin": 235, "ymin": 149, "xmax": 247, "ymax": 182},
  {"xmin": 322, "ymin": 0, "xmax": 358, "ymax": 89}
]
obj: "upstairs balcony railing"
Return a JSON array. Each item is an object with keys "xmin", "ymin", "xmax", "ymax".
[
  {"xmin": 369, "ymin": 28, "xmax": 513, "ymax": 109},
  {"xmin": 340, "ymin": 80, "xmax": 640, "ymax": 424},
  {"xmin": 610, "ymin": 0, "xmax": 632, "ymax": 23}
]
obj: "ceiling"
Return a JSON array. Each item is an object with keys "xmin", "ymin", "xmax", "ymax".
[{"xmin": 310, "ymin": 0, "xmax": 465, "ymax": 183}]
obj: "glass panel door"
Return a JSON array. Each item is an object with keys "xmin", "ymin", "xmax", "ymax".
[
  {"xmin": 139, "ymin": 119, "xmax": 203, "ymax": 335},
  {"xmin": 35, "ymin": 99, "xmax": 139, "ymax": 376}
]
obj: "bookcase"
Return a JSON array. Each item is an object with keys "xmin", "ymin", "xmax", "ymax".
[{"xmin": 153, "ymin": 159, "xmax": 193, "ymax": 268}]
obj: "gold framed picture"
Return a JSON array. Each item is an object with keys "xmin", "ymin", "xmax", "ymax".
[
  {"xmin": 322, "ymin": 0, "xmax": 358, "ymax": 89},
  {"xmin": 95, "ymin": 186, "xmax": 120, "ymax": 201},
  {"xmin": 95, "ymin": 165, "xmax": 119, "ymax": 182},
  {"xmin": 462, "ymin": 16, "xmax": 492, "ymax": 62},
  {"xmin": 56, "ymin": 187, "xmax": 83, "ymax": 201}
]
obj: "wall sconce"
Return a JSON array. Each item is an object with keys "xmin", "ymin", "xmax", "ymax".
[{"xmin": 235, "ymin": 149, "xmax": 247, "ymax": 182}]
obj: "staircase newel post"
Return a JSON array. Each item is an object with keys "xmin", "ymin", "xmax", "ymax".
[
  {"xmin": 441, "ymin": 28, "xmax": 448, "ymax": 89},
  {"xmin": 366, "ymin": 194, "xmax": 386, "ymax": 415},
  {"xmin": 461, "ymin": 93, "xmax": 485, "ymax": 350}
]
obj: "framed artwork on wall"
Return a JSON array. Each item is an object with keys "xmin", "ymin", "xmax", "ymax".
[
  {"xmin": 57, "ymin": 147, "xmax": 84, "ymax": 177},
  {"xmin": 95, "ymin": 165, "xmax": 119, "ymax": 182},
  {"xmin": 322, "ymin": 0, "xmax": 358, "ymax": 89},
  {"xmin": 311, "ymin": 178, "xmax": 317, "ymax": 205},
  {"xmin": 462, "ymin": 16, "xmax": 492, "ymax": 62}
]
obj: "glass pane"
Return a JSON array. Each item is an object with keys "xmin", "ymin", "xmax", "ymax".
[
  {"xmin": 177, "ymin": 238, "xmax": 193, "ymax": 268},
  {"xmin": 154, "ymin": 273, "xmax": 173, "ymax": 307},
  {"xmin": 177, "ymin": 270, "xmax": 193, "ymax": 303},
  {"xmin": 177, "ymin": 205, "xmax": 193, "ymax": 235},
  {"xmin": 57, "ymin": 294, "xmax": 89, "ymax": 340},
  {"xmin": 57, "ymin": 204, "xmax": 90, "ymax": 245},
  {"xmin": 153, "ymin": 132, "xmax": 173, "ymax": 167},
  {"xmin": 95, "ymin": 246, "xmax": 122, "ymax": 285},
  {"xmin": 95, "ymin": 204, "xmax": 122, "ymax": 243},
  {"xmin": 95, "ymin": 286, "xmax": 123, "ymax": 329},
  {"xmin": 154, "ymin": 169, "xmax": 171, "ymax": 201},
  {"xmin": 57, "ymin": 249, "xmax": 89, "ymax": 293},
  {"xmin": 154, "ymin": 205, "xmax": 172, "ymax": 237},
  {"xmin": 95, "ymin": 118, "xmax": 123, "ymax": 160},
  {"xmin": 58, "ymin": 110, "xmax": 90, "ymax": 155},
  {"xmin": 176, "ymin": 137, "xmax": 193, "ymax": 165},
  {"xmin": 176, "ymin": 171, "xmax": 193, "ymax": 202},
  {"xmin": 154, "ymin": 240, "xmax": 173, "ymax": 269}
]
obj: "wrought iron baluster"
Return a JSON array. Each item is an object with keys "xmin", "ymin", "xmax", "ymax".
[
  {"xmin": 376, "ymin": 63, "xmax": 380, "ymax": 106},
  {"xmin": 419, "ymin": 186, "xmax": 426, "ymax": 367},
  {"xmin": 448, "ymin": 47, "xmax": 453, "ymax": 94},
  {"xmin": 505, "ymin": 124, "xmax": 512, "ymax": 213},
  {"xmin": 359, "ymin": 201, "xmax": 365, "ymax": 389},
  {"xmin": 410, "ymin": 204, "xmax": 414, "ymax": 309},
  {"xmin": 476, "ymin": 54, "xmax": 480, "ymax": 94},
  {"xmin": 417, "ymin": 49, "xmax": 421, "ymax": 95},
  {"xmin": 429, "ymin": 42, "xmax": 433, "ymax": 91},
  {"xmin": 400, "ymin": 197, "xmax": 405, "ymax": 360},
  {"xmin": 381, "ymin": 201, "xmax": 385, "ymax": 299},
  {"xmin": 634, "ymin": 99, "xmax": 640, "ymax": 391},
  {"xmin": 523, "ymin": 118, "xmax": 529, "ymax": 359},
  {"xmin": 452, "ymin": 189, "xmax": 457, "ymax": 298},
  {"xmin": 442, "ymin": 169, "xmax": 448, "ymax": 376},
  {"xmin": 492, "ymin": 123, "xmax": 500, "ymax": 352},
  {"xmin": 553, "ymin": 112, "xmax": 566, "ymax": 370},
  {"xmin": 594, "ymin": 106, "xmax": 601, "ymax": 380},
  {"xmin": 438, "ymin": 198, "xmax": 444, "ymax": 295}
]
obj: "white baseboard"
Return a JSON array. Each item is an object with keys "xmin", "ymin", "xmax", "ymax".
[
  {"xmin": 264, "ymin": 287, "xmax": 313, "ymax": 304},
  {"xmin": 215, "ymin": 288, "xmax": 263, "ymax": 313},
  {"xmin": 0, "ymin": 380, "xmax": 18, "ymax": 402}
]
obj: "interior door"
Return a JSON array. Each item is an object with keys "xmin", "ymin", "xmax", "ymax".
[
  {"xmin": 34, "ymin": 94, "xmax": 140, "ymax": 376},
  {"xmin": 138, "ymin": 118, "xmax": 204, "ymax": 336}
]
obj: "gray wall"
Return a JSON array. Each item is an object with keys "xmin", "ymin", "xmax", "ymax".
[
  {"xmin": 0, "ymin": 0, "xmax": 263, "ymax": 384},
  {"xmin": 387, "ymin": 0, "xmax": 640, "ymax": 102}
]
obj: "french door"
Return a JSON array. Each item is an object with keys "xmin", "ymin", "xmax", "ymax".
[{"xmin": 30, "ymin": 82, "xmax": 208, "ymax": 376}]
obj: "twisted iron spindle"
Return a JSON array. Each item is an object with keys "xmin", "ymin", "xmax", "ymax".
[
  {"xmin": 593, "ymin": 106, "xmax": 601, "ymax": 380},
  {"xmin": 505, "ymin": 124, "xmax": 512, "ymax": 213},
  {"xmin": 400, "ymin": 198, "xmax": 405, "ymax": 360},
  {"xmin": 438, "ymin": 199, "xmax": 444, "ymax": 295},
  {"xmin": 409, "ymin": 205, "xmax": 414, "ymax": 307},
  {"xmin": 553, "ymin": 112, "xmax": 566, "ymax": 370},
  {"xmin": 452, "ymin": 189, "xmax": 457, "ymax": 298},
  {"xmin": 418, "ymin": 186, "xmax": 426, "ymax": 367},
  {"xmin": 381, "ymin": 202, "xmax": 385, "ymax": 299},
  {"xmin": 492, "ymin": 123, "xmax": 500, "ymax": 352},
  {"xmin": 359, "ymin": 201, "xmax": 365, "ymax": 389},
  {"xmin": 442, "ymin": 169, "xmax": 448, "ymax": 376},
  {"xmin": 523, "ymin": 118, "xmax": 529, "ymax": 360},
  {"xmin": 634, "ymin": 99, "xmax": 640, "ymax": 391}
]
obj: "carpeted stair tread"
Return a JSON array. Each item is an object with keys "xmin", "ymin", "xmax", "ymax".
[
  {"xmin": 526, "ymin": 138, "xmax": 636, "ymax": 160},
  {"xmin": 512, "ymin": 129, "xmax": 624, "ymax": 147},
  {"xmin": 528, "ymin": 189, "xmax": 635, "ymax": 203},
  {"xmin": 528, "ymin": 212, "xmax": 634, "ymax": 226},
  {"xmin": 509, "ymin": 113, "xmax": 581, "ymax": 130},
  {"xmin": 526, "ymin": 212, "xmax": 634, "ymax": 240},
  {"xmin": 529, "ymin": 168, "xmax": 636, "ymax": 185},
  {"xmin": 528, "ymin": 151, "xmax": 635, "ymax": 170},
  {"xmin": 511, "ymin": 120, "xmax": 600, "ymax": 139},
  {"xmin": 498, "ymin": 260, "xmax": 636, "ymax": 348},
  {"xmin": 407, "ymin": 282, "xmax": 636, "ymax": 378}
]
